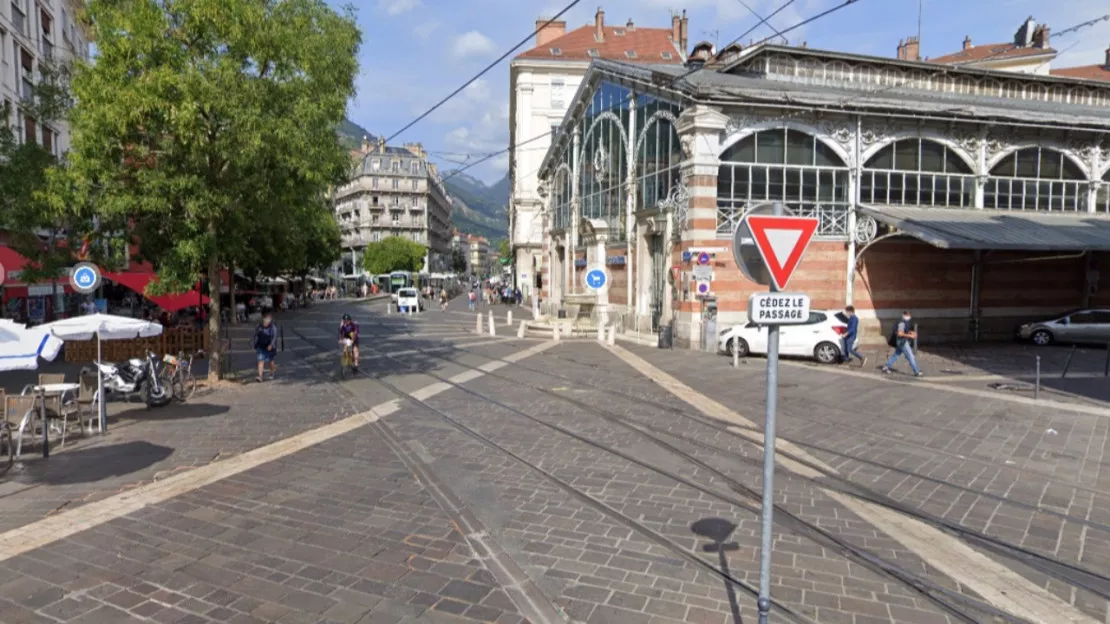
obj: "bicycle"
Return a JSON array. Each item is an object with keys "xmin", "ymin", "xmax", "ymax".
[
  {"xmin": 339, "ymin": 339, "xmax": 355, "ymax": 379},
  {"xmin": 162, "ymin": 350, "xmax": 201, "ymax": 402}
]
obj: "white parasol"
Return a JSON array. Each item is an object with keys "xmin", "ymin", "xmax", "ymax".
[
  {"xmin": 0, "ymin": 319, "xmax": 64, "ymax": 372},
  {"xmin": 38, "ymin": 314, "xmax": 164, "ymax": 432}
]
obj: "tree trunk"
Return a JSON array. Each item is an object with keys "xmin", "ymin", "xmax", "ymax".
[
  {"xmin": 207, "ymin": 248, "xmax": 223, "ymax": 383},
  {"xmin": 228, "ymin": 261, "xmax": 237, "ymax": 325}
]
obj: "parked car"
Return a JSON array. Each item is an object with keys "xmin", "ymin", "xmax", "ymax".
[
  {"xmin": 717, "ymin": 310, "xmax": 858, "ymax": 365},
  {"xmin": 1017, "ymin": 308, "xmax": 1110, "ymax": 346},
  {"xmin": 396, "ymin": 288, "xmax": 423, "ymax": 313}
]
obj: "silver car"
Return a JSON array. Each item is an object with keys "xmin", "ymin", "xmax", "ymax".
[{"xmin": 1017, "ymin": 309, "xmax": 1110, "ymax": 346}]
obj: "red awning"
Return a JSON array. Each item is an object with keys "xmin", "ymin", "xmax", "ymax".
[
  {"xmin": 0, "ymin": 245, "xmax": 30, "ymax": 285},
  {"xmin": 104, "ymin": 271, "xmax": 210, "ymax": 313}
]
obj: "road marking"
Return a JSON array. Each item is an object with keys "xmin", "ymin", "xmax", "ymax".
[
  {"xmin": 607, "ymin": 343, "xmax": 1098, "ymax": 624},
  {"xmin": 0, "ymin": 340, "xmax": 557, "ymax": 564}
]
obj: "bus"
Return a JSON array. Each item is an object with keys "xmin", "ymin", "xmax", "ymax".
[{"xmin": 388, "ymin": 271, "xmax": 413, "ymax": 294}]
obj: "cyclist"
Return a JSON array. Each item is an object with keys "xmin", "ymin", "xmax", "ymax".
[{"xmin": 338, "ymin": 313, "xmax": 360, "ymax": 373}]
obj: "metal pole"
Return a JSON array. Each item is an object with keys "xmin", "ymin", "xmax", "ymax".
[
  {"xmin": 1062, "ymin": 345, "xmax": 1076, "ymax": 379},
  {"xmin": 97, "ymin": 336, "xmax": 106, "ymax": 433},
  {"xmin": 733, "ymin": 340, "xmax": 740, "ymax": 368},
  {"xmin": 757, "ymin": 202, "xmax": 782, "ymax": 624},
  {"xmin": 1034, "ymin": 356, "xmax": 1041, "ymax": 400},
  {"xmin": 1104, "ymin": 343, "xmax": 1109, "ymax": 377},
  {"xmin": 39, "ymin": 386, "xmax": 49, "ymax": 458},
  {"xmin": 280, "ymin": 325, "xmax": 285, "ymax": 352},
  {"xmin": 913, "ymin": 323, "xmax": 919, "ymax": 353}
]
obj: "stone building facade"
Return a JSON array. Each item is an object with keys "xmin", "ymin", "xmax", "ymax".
[
  {"xmin": 536, "ymin": 43, "xmax": 1110, "ymax": 347},
  {"xmin": 334, "ymin": 138, "xmax": 453, "ymax": 276}
]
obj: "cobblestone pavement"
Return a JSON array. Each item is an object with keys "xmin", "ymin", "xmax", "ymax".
[{"xmin": 2, "ymin": 299, "xmax": 1107, "ymax": 623}]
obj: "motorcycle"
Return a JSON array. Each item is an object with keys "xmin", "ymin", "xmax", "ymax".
[{"xmin": 82, "ymin": 351, "xmax": 172, "ymax": 408}]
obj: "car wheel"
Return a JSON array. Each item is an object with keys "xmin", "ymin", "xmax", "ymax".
[
  {"xmin": 814, "ymin": 341, "xmax": 840, "ymax": 364},
  {"xmin": 730, "ymin": 338, "xmax": 750, "ymax": 358},
  {"xmin": 1031, "ymin": 329, "xmax": 1054, "ymax": 346}
]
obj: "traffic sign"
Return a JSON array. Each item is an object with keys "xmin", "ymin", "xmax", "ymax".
[
  {"xmin": 583, "ymin": 266, "xmax": 609, "ymax": 291},
  {"xmin": 745, "ymin": 215, "xmax": 818, "ymax": 291},
  {"xmin": 695, "ymin": 279, "xmax": 710, "ymax": 297},
  {"xmin": 70, "ymin": 262, "xmax": 101, "ymax": 294},
  {"xmin": 747, "ymin": 292, "xmax": 811, "ymax": 325},
  {"xmin": 732, "ymin": 203, "xmax": 795, "ymax": 286},
  {"xmin": 692, "ymin": 265, "xmax": 712, "ymax": 280},
  {"xmin": 697, "ymin": 251, "xmax": 710, "ymax": 266}
]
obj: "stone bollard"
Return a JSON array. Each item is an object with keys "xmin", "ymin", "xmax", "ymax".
[
  {"xmin": 507, "ymin": 310, "xmax": 513, "ymax": 326},
  {"xmin": 518, "ymin": 320, "xmax": 526, "ymax": 338},
  {"xmin": 733, "ymin": 342, "xmax": 740, "ymax": 368},
  {"xmin": 606, "ymin": 325, "xmax": 616, "ymax": 346},
  {"xmin": 488, "ymin": 312, "xmax": 496, "ymax": 336},
  {"xmin": 597, "ymin": 323, "xmax": 605, "ymax": 343},
  {"xmin": 386, "ymin": 301, "xmax": 391, "ymax": 315},
  {"xmin": 553, "ymin": 324, "xmax": 560, "ymax": 341},
  {"xmin": 476, "ymin": 313, "xmax": 482, "ymax": 333}
]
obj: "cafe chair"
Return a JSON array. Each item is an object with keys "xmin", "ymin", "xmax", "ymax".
[
  {"xmin": 75, "ymin": 373, "xmax": 100, "ymax": 434},
  {"xmin": 5, "ymin": 396, "xmax": 39, "ymax": 459}
]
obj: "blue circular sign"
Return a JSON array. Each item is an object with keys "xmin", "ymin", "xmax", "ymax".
[
  {"xmin": 584, "ymin": 267, "xmax": 608, "ymax": 291},
  {"xmin": 70, "ymin": 262, "xmax": 101, "ymax": 294},
  {"xmin": 697, "ymin": 252, "xmax": 710, "ymax": 265},
  {"xmin": 697, "ymin": 281, "xmax": 710, "ymax": 295}
]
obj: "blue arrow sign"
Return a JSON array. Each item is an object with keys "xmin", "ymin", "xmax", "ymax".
[{"xmin": 585, "ymin": 268, "xmax": 607, "ymax": 290}]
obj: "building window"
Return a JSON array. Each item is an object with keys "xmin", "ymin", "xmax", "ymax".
[
  {"xmin": 1100, "ymin": 169, "xmax": 1110, "ymax": 214},
  {"xmin": 392, "ymin": 179, "xmax": 399, "ymax": 189},
  {"xmin": 984, "ymin": 147, "xmax": 1086, "ymax": 212},
  {"xmin": 587, "ymin": 49, "xmax": 599, "ymax": 57},
  {"xmin": 40, "ymin": 8, "xmax": 52, "ymax": 59},
  {"xmin": 411, "ymin": 162, "xmax": 419, "ymax": 174},
  {"xmin": 371, "ymin": 231, "xmax": 380, "ymax": 242},
  {"xmin": 411, "ymin": 179, "xmax": 418, "ymax": 190},
  {"xmin": 371, "ymin": 158, "xmax": 380, "ymax": 170},
  {"xmin": 41, "ymin": 126, "xmax": 52, "ymax": 154},
  {"xmin": 861, "ymin": 138, "xmax": 975, "ymax": 208},
  {"xmin": 550, "ymin": 78, "xmax": 565, "ymax": 108},
  {"xmin": 372, "ymin": 196, "xmax": 379, "ymax": 205},
  {"xmin": 23, "ymin": 114, "xmax": 35, "ymax": 145},
  {"xmin": 11, "ymin": 0, "xmax": 26, "ymax": 35},
  {"xmin": 371, "ymin": 177, "xmax": 378, "ymax": 188},
  {"xmin": 717, "ymin": 128, "xmax": 851, "ymax": 239},
  {"xmin": 392, "ymin": 160, "xmax": 400, "ymax": 172}
]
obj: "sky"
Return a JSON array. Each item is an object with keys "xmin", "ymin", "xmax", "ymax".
[{"xmin": 337, "ymin": 0, "xmax": 1110, "ymax": 185}]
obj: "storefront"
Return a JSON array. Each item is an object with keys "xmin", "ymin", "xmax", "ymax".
[{"xmin": 537, "ymin": 45, "xmax": 1110, "ymax": 346}]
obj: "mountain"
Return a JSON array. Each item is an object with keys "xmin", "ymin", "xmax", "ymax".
[
  {"xmin": 338, "ymin": 118, "xmax": 372, "ymax": 150},
  {"xmin": 442, "ymin": 172, "xmax": 509, "ymax": 242}
]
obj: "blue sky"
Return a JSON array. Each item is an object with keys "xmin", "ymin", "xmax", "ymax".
[{"xmin": 336, "ymin": 0, "xmax": 1110, "ymax": 184}]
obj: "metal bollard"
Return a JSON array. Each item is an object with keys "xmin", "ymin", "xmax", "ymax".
[
  {"xmin": 488, "ymin": 312, "xmax": 496, "ymax": 336},
  {"xmin": 733, "ymin": 342, "xmax": 740, "ymax": 368},
  {"xmin": 913, "ymin": 323, "xmax": 919, "ymax": 353},
  {"xmin": 280, "ymin": 325, "xmax": 285, "ymax": 352},
  {"xmin": 1104, "ymin": 342, "xmax": 1110, "ymax": 377},
  {"xmin": 507, "ymin": 310, "xmax": 513, "ymax": 326},
  {"xmin": 475, "ymin": 313, "xmax": 482, "ymax": 333},
  {"xmin": 1061, "ymin": 344, "xmax": 1076, "ymax": 379},
  {"xmin": 518, "ymin": 320, "xmax": 526, "ymax": 338},
  {"xmin": 1035, "ymin": 356, "xmax": 1041, "ymax": 400}
]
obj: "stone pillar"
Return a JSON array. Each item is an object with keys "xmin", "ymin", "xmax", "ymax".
[
  {"xmin": 581, "ymin": 218, "xmax": 611, "ymax": 331},
  {"xmin": 570, "ymin": 126, "xmax": 581, "ymax": 295},
  {"xmin": 672, "ymin": 105, "xmax": 728, "ymax": 349},
  {"xmin": 625, "ymin": 95, "xmax": 637, "ymax": 320}
]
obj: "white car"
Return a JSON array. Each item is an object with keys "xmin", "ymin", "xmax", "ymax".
[
  {"xmin": 396, "ymin": 288, "xmax": 423, "ymax": 312},
  {"xmin": 717, "ymin": 310, "xmax": 858, "ymax": 365}
]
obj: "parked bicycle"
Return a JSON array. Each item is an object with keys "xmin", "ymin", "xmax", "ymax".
[{"xmin": 162, "ymin": 350, "xmax": 202, "ymax": 402}]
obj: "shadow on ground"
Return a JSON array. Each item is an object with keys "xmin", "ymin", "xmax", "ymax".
[{"xmin": 12, "ymin": 440, "xmax": 175, "ymax": 485}]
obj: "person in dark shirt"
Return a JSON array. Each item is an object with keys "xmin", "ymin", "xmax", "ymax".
[
  {"xmin": 338, "ymin": 313, "xmax": 360, "ymax": 372},
  {"xmin": 252, "ymin": 312, "xmax": 278, "ymax": 382},
  {"xmin": 840, "ymin": 305, "xmax": 866, "ymax": 367}
]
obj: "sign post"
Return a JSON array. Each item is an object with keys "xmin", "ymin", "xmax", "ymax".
[{"xmin": 738, "ymin": 205, "xmax": 818, "ymax": 624}]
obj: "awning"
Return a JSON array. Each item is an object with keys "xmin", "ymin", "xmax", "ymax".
[
  {"xmin": 859, "ymin": 205, "xmax": 1110, "ymax": 252},
  {"xmin": 104, "ymin": 272, "xmax": 211, "ymax": 313}
]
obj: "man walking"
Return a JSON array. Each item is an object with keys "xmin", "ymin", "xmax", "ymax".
[
  {"xmin": 840, "ymin": 305, "xmax": 866, "ymax": 367},
  {"xmin": 252, "ymin": 312, "xmax": 278, "ymax": 382},
  {"xmin": 881, "ymin": 311, "xmax": 922, "ymax": 377}
]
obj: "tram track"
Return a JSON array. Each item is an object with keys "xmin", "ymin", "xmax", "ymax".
[{"xmin": 289, "ymin": 320, "xmax": 1043, "ymax": 624}]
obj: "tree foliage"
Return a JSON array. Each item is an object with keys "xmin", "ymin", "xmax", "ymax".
[
  {"xmin": 62, "ymin": 0, "xmax": 360, "ymax": 378},
  {"xmin": 497, "ymin": 239, "xmax": 510, "ymax": 259},
  {"xmin": 362, "ymin": 237, "xmax": 426, "ymax": 275}
]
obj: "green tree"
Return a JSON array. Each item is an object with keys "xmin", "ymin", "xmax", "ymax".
[
  {"xmin": 61, "ymin": 0, "xmax": 360, "ymax": 380},
  {"xmin": 362, "ymin": 237, "xmax": 426, "ymax": 274},
  {"xmin": 498, "ymin": 238, "xmax": 510, "ymax": 259}
]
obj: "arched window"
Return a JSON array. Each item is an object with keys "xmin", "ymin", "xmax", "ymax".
[
  {"xmin": 861, "ymin": 138, "xmax": 975, "ymax": 207},
  {"xmin": 551, "ymin": 160, "xmax": 573, "ymax": 232},
  {"xmin": 578, "ymin": 81, "xmax": 632, "ymax": 240},
  {"xmin": 717, "ymin": 128, "xmax": 851, "ymax": 239},
  {"xmin": 634, "ymin": 95, "xmax": 682, "ymax": 216},
  {"xmin": 985, "ymin": 147, "xmax": 1086, "ymax": 212}
]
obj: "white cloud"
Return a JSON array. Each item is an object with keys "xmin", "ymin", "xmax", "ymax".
[
  {"xmin": 451, "ymin": 31, "xmax": 498, "ymax": 59},
  {"xmin": 413, "ymin": 21, "xmax": 440, "ymax": 40},
  {"xmin": 377, "ymin": 0, "xmax": 421, "ymax": 16}
]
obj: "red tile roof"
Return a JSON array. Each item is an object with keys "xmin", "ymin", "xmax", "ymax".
[
  {"xmin": 930, "ymin": 42, "xmax": 1054, "ymax": 65},
  {"xmin": 1051, "ymin": 64, "xmax": 1110, "ymax": 82},
  {"xmin": 515, "ymin": 24, "xmax": 682, "ymax": 63}
]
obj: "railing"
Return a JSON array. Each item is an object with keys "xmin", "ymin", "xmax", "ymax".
[{"xmin": 63, "ymin": 327, "xmax": 209, "ymax": 363}]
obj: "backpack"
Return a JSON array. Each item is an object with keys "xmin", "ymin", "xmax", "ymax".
[{"xmin": 887, "ymin": 321, "xmax": 901, "ymax": 348}]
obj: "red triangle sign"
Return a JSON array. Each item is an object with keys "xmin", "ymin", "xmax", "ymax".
[{"xmin": 745, "ymin": 215, "xmax": 819, "ymax": 290}]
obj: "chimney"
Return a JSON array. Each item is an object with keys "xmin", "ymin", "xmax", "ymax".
[
  {"xmin": 377, "ymin": 136, "xmax": 386, "ymax": 153},
  {"xmin": 361, "ymin": 135, "xmax": 371, "ymax": 153},
  {"xmin": 1032, "ymin": 25, "xmax": 1049, "ymax": 49},
  {"xmin": 672, "ymin": 12, "xmax": 681, "ymax": 48},
  {"xmin": 903, "ymin": 35, "xmax": 920, "ymax": 61},
  {"xmin": 1105, "ymin": 45, "xmax": 1110, "ymax": 68},
  {"xmin": 679, "ymin": 10, "xmax": 689, "ymax": 53},
  {"xmin": 896, "ymin": 38, "xmax": 905, "ymax": 60},
  {"xmin": 963, "ymin": 36, "xmax": 972, "ymax": 50},
  {"xmin": 535, "ymin": 17, "xmax": 566, "ymax": 47},
  {"xmin": 626, "ymin": 18, "xmax": 634, "ymax": 30},
  {"xmin": 594, "ymin": 7, "xmax": 604, "ymax": 41}
]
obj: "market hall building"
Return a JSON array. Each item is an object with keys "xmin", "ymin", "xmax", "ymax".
[{"xmin": 535, "ymin": 39, "xmax": 1110, "ymax": 348}]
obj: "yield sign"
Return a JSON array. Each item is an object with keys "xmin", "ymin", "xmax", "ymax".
[{"xmin": 745, "ymin": 215, "xmax": 818, "ymax": 290}]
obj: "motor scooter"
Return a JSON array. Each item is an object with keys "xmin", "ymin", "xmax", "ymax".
[{"xmin": 82, "ymin": 351, "xmax": 172, "ymax": 408}]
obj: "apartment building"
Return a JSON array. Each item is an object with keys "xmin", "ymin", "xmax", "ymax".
[
  {"xmin": 0, "ymin": 0, "xmax": 89, "ymax": 155},
  {"xmin": 507, "ymin": 7, "xmax": 688, "ymax": 302},
  {"xmin": 451, "ymin": 230, "xmax": 491, "ymax": 278},
  {"xmin": 334, "ymin": 137, "xmax": 453, "ymax": 275}
]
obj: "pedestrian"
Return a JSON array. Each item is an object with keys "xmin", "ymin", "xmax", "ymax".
[
  {"xmin": 468, "ymin": 290, "xmax": 476, "ymax": 311},
  {"xmin": 440, "ymin": 288, "xmax": 448, "ymax": 312},
  {"xmin": 252, "ymin": 312, "xmax": 278, "ymax": 382},
  {"xmin": 880, "ymin": 310, "xmax": 922, "ymax": 377},
  {"xmin": 840, "ymin": 305, "xmax": 866, "ymax": 367}
]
